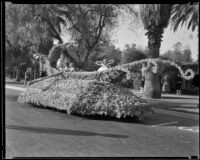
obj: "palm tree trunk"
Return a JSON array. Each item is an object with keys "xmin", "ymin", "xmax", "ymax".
[
  {"xmin": 144, "ymin": 69, "xmax": 161, "ymax": 98},
  {"xmin": 147, "ymin": 26, "xmax": 163, "ymax": 58},
  {"xmin": 148, "ymin": 47, "xmax": 160, "ymax": 58},
  {"xmin": 144, "ymin": 27, "xmax": 163, "ymax": 98}
]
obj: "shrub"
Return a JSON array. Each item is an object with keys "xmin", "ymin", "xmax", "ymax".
[
  {"xmin": 18, "ymin": 79, "xmax": 153, "ymax": 120},
  {"xmin": 33, "ymin": 58, "xmax": 192, "ymax": 90},
  {"xmin": 121, "ymin": 46, "xmax": 147, "ymax": 64},
  {"xmin": 181, "ymin": 87, "xmax": 199, "ymax": 95}
]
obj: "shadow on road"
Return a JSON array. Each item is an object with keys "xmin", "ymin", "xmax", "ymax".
[
  {"xmin": 161, "ymin": 96, "xmax": 198, "ymax": 100},
  {"xmin": 6, "ymin": 125, "xmax": 129, "ymax": 138},
  {"xmin": 72, "ymin": 113, "xmax": 142, "ymax": 123},
  {"xmin": 141, "ymin": 112, "xmax": 199, "ymax": 127}
]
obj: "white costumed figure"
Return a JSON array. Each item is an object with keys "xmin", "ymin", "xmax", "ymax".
[
  {"xmin": 56, "ymin": 52, "xmax": 70, "ymax": 71},
  {"xmin": 95, "ymin": 59, "xmax": 114, "ymax": 72}
]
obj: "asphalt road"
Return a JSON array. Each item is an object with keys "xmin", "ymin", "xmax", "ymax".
[{"xmin": 5, "ymin": 87, "xmax": 199, "ymax": 158}]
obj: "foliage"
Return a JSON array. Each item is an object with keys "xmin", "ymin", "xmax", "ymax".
[
  {"xmin": 182, "ymin": 49, "xmax": 193, "ymax": 62},
  {"xmin": 18, "ymin": 79, "xmax": 153, "ymax": 120},
  {"xmin": 43, "ymin": 4, "xmax": 120, "ymax": 68},
  {"xmin": 121, "ymin": 44, "xmax": 147, "ymax": 64},
  {"xmin": 160, "ymin": 47, "xmax": 193, "ymax": 64},
  {"xmin": 87, "ymin": 44, "xmax": 122, "ymax": 71},
  {"xmin": 139, "ymin": 4, "xmax": 172, "ymax": 58},
  {"xmin": 6, "ymin": 4, "xmax": 139, "ymax": 72},
  {"xmin": 118, "ymin": 58, "xmax": 195, "ymax": 80},
  {"xmin": 139, "ymin": 4, "xmax": 172, "ymax": 98},
  {"xmin": 5, "ymin": 3, "xmax": 53, "ymax": 53},
  {"xmin": 31, "ymin": 4, "xmax": 66, "ymax": 43},
  {"xmin": 170, "ymin": 3, "xmax": 199, "ymax": 65},
  {"xmin": 5, "ymin": 3, "xmax": 54, "ymax": 80},
  {"xmin": 140, "ymin": 4, "xmax": 172, "ymax": 30},
  {"xmin": 38, "ymin": 38, "xmax": 54, "ymax": 56},
  {"xmin": 170, "ymin": 3, "xmax": 199, "ymax": 32},
  {"xmin": 29, "ymin": 58, "xmax": 195, "ymax": 92},
  {"xmin": 160, "ymin": 65, "xmax": 181, "ymax": 93},
  {"xmin": 181, "ymin": 87, "xmax": 199, "ymax": 95}
]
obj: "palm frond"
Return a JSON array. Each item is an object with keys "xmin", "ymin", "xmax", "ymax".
[
  {"xmin": 140, "ymin": 4, "xmax": 172, "ymax": 29},
  {"xmin": 170, "ymin": 3, "xmax": 199, "ymax": 32}
]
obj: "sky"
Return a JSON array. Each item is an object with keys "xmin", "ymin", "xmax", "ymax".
[{"xmin": 111, "ymin": 10, "xmax": 199, "ymax": 61}]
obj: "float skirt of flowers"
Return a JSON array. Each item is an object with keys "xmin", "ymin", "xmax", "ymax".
[{"xmin": 18, "ymin": 77, "xmax": 153, "ymax": 120}]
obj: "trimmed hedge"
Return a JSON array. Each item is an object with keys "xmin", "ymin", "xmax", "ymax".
[{"xmin": 18, "ymin": 78, "xmax": 153, "ymax": 120}]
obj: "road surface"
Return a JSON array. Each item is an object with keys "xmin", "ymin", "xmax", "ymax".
[{"xmin": 5, "ymin": 85, "xmax": 199, "ymax": 158}]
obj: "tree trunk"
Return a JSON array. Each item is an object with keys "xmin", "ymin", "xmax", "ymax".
[
  {"xmin": 144, "ymin": 69, "xmax": 161, "ymax": 98},
  {"xmin": 34, "ymin": 62, "xmax": 40, "ymax": 79},
  {"xmin": 16, "ymin": 65, "xmax": 21, "ymax": 82},
  {"xmin": 144, "ymin": 27, "xmax": 163, "ymax": 98},
  {"xmin": 63, "ymin": 49, "xmax": 78, "ymax": 67},
  {"xmin": 81, "ymin": 48, "xmax": 92, "ymax": 70},
  {"xmin": 149, "ymin": 47, "xmax": 160, "ymax": 58},
  {"xmin": 197, "ymin": 27, "xmax": 199, "ymax": 64}
]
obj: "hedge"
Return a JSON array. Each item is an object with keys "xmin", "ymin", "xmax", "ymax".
[
  {"xmin": 35, "ymin": 58, "xmax": 195, "ymax": 90},
  {"xmin": 181, "ymin": 88, "xmax": 199, "ymax": 95},
  {"xmin": 18, "ymin": 78, "xmax": 153, "ymax": 120}
]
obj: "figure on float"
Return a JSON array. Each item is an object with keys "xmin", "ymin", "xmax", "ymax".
[{"xmin": 95, "ymin": 59, "xmax": 114, "ymax": 72}]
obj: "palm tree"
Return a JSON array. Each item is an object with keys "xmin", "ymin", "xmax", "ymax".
[
  {"xmin": 170, "ymin": 3, "xmax": 199, "ymax": 61},
  {"xmin": 140, "ymin": 4, "xmax": 172, "ymax": 58},
  {"xmin": 170, "ymin": 3, "xmax": 199, "ymax": 32},
  {"xmin": 139, "ymin": 4, "xmax": 172, "ymax": 98}
]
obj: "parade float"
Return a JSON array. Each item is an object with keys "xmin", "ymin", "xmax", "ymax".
[{"xmin": 18, "ymin": 44, "xmax": 195, "ymax": 121}]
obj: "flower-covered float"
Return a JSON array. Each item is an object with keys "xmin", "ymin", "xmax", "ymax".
[{"xmin": 18, "ymin": 45, "xmax": 195, "ymax": 121}]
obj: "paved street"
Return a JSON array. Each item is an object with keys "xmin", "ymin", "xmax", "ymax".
[{"xmin": 5, "ymin": 85, "xmax": 199, "ymax": 158}]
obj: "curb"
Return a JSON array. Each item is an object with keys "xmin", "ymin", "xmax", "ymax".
[{"xmin": 6, "ymin": 85, "xmax": 26, "ymax": 91}]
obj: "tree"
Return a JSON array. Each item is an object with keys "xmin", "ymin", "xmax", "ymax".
[
  {"xmin": 182, "ymin": 49, "xmax": 193, "ymax": 62},
  {"xmin": 5, "ymin": 3, "xmax": 33, "ymax": 81},
  {"xmin": 140, "ymin": 4, "xmax": 172, "ymax": 58},
  {"xmin": 170, "ymin": 3, "xmax": 199, "ymax": 32},
  {"xmin": 121, "ymin": 43, "xmax": 147, "ymax": 64},
  {"xmin": 161, "ymin": 45, "xmax": 193, "ymax": 63},
  {"xmin": 95, "ymin": 44, "xmax": 122, "ymax": 66},
  {"xmin": 139, "ymin": 4, "xmax": 172, "ymax": 98},
  {"xmin": 5, "ymin": 3, "xmax": 54, "ymax": 81},
  {"xmin": 170, "ymin": 3, "xmax": 199, "ymax": 61},
  {"xmin": 28, "ymin": 4, "xmax": 138, "ymax": 71},
  {"xmin": 161, "ymin": 50, "xmax": 181, "ymax": 62},
  {"xmin": 81, "ymin": 43, "xmax": 122, "ymax": 71},
  {"xmin": 53, "ymin": 4, "xmax": 119, "ymax": 69},
  {"xmin": 5, "ymin": 3, "xmax": 53, "ymax": 81}
]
